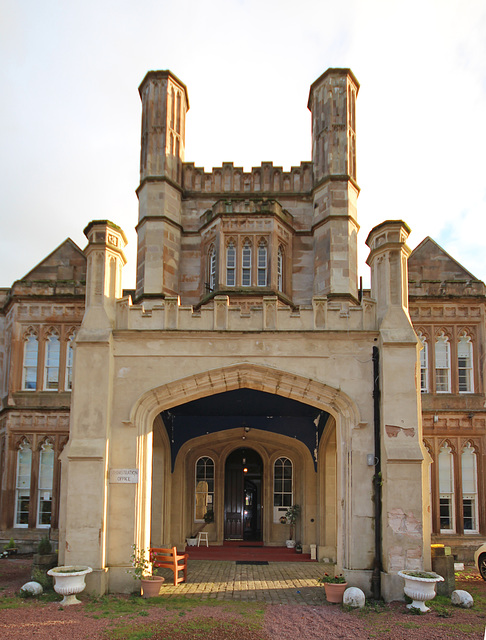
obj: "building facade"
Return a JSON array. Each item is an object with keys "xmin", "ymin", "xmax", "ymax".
[{"xmin": 0, "ymin": 68, "xmax": 484, "ymax": 600}]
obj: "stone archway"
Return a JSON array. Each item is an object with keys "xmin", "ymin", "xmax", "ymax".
[{"xmin": 129, "ymin": 363, "xmax": 362, "ymax": 565}]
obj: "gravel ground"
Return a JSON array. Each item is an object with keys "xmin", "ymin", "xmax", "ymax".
[{"xmin": 1, "ymin": 556, "xmax": 485, "ymax": 640}]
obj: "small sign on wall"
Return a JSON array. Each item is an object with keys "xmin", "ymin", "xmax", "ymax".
[{"xmin": 109, "ymin": 469, "xmax": 139, "ymax": 484}]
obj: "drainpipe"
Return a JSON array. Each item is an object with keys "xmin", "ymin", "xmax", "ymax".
[{"xmin": 371, "ymin": 346, "xmax": 382, "ymax": 600}]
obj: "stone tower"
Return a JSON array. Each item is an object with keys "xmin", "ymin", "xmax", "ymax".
[
  {"xmin": 136, "ymin": 71, "xmax": 189, "ymax": 299},
  {"xmin": 308, "ymin": 69, "xmax": 359, "ymax": 301}
]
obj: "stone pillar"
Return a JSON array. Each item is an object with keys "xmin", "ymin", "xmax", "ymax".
[
  {"xmin": 136, "ymin": 71, "xmax": 189, "ymax": 299},
  {"xmin": 366, "ymin": 220, "xmax": 431, "ymax": 601},
  {"xmin": 308, "ymin": 68, "xmax": 360, "ymax": 302},
  {"xmin": 59, "ymin": 221, "xmax": 127, "ymax": 595}
]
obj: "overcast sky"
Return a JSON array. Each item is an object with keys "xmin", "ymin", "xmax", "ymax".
[{"xmin": 1, "ymin": 0, "xmax": 485, "ymax": 290}]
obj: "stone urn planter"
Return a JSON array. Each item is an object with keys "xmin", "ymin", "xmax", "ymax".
[
  {"xmin": 141, "ymin": 575, "xmax": 165, "ymax": 598},
  {"xmin": 47, "ymin": 565, "xmax": 92, "ymax": 605},
  {"xmin": 285, "ymin": 539, "xmax": 296, "ymax": 549},
  {"xmin": 186, "ymin": 537, "xmax": 198, "ymax": 547},
  {"xmin": 398, "ymin": 570, "xmax": 444, "ymax": 612}
]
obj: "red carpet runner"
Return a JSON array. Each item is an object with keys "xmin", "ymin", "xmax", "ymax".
[{"xmin": 185, "ymin": 541, "xmax": 314, "ymax": 562}]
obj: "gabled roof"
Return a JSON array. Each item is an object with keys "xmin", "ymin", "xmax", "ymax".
[
  {"xmin": 20, "ymin": 238, "xmax": 86, "ymax": 282},
  {"xmin": 408, "ymin": 237, "xmax": 479, "ymax": 283}
]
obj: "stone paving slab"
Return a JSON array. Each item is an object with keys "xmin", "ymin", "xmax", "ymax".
[{"xmin": 156, "ymin": 560, "xmax": 330, "ymax": 605}]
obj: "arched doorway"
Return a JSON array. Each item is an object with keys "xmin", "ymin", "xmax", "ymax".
[{"xmin": 224, "ymin": 448, "xmax": 263, "ymax": 541}]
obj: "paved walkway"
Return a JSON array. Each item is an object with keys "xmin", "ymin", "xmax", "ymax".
[{"xmin": 156, "ymin": 559, "xmax": 330, "ymax": 604}]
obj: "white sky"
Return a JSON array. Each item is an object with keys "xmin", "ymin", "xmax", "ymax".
[{"xmin": 1, "ymin": 0, "xmax": 485, "ymax": 290}]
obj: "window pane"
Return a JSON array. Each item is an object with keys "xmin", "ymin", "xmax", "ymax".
[{"xmin": 23, "ymin": 335, "xmax": 38, "ymax": 390}]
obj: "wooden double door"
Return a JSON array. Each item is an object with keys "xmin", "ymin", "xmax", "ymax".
[{"xmin": 224, "ymin": 448, "xmax": 262, "ymax": 541}]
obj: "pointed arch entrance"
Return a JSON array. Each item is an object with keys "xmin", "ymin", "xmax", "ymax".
[
  {"xmin": 224, "ymin": 447, "xmax": 263, "ymax": 541},
  {"xmin": 130, "ymin": 363, "xmax": 361, "ymax": 568}
]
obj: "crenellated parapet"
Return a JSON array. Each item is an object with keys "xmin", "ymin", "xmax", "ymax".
[
  {"xmin": 183, "ymin": 161, "xmax": 314, "ymax": 195},
  {"xmin": 116, "ymin": 294, "xmax": 376, "ymax": 332}
]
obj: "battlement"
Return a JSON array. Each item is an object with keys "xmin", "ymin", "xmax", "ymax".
[
  {"xmin": 116, "ymin": 295, "xmax": 376, "ymax": 332},
  {"xmin": 182, "ymin": 161, "xmax": 314, "ymax": 195}
]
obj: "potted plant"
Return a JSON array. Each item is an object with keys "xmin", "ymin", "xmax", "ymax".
[
  {"xmin": 186, "ymin": 533, "xmax": 199, "ymax": 547},
  {"xmin": 32, "ymin": 536, "xmax": 57, "ymax": 575},
  {"xmin": 284, "ymin": 504, "xmax": 300, "ymax": 548},
  {"xmin": 295, "ymin": 541, "xmax": 303, "ymax": 554},
  {"xmin": 397, "ymin": 570, "xmax": 444, "ymax": 612},
  {"xmin": 318, "ymin": 573, "xmax": 348, "ymax": 603},
  {"xmin": 47, "ymin": 565, "xmax": 93, "ymax": 605},
  {"xmin": 129, "ymin": 545, "xmax": 164, "ymax": 598},
  {"xmin": 204, "ymin": 510, "xmax": 214, "ymax": 524},
  {"xmin": 4, "ymin": 538, "xmax": 18, "ymax": 556}
]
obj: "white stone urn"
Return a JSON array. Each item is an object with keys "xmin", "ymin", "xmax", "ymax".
[
  {"xmin": 398, "ymin": 570, "xmax": 444, "ymax": 612},
  {"xmin": 47, "ymin": 565, "xmax": 93, "ymax": 605},
  {"xmin": 286, "ymin": 539, "xmax": 296, "ymax": 549}
]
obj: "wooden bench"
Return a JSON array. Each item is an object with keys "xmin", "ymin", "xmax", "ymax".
[{"xmin": 150, "ymin": 546, "xmax": 188, "ymax": 586}]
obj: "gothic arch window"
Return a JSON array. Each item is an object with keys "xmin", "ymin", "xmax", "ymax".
[
  {"xmin": 208, "ymin": 245, "xmax": 217, "ymax": 292},
  {"xmin": 458, "ymin": 332, "xmax": 474, "ymax": 393},
  {"xmin": 277, "ymin": 246, "xmax": 284, "ymax": 292},
  {"xmin": 195, "ymin": 457, "xmax": 214, "ymax": 522},
  {"xmin": 14, "ymin": 440, "xmax": 32, "ymax": 527},
  {"xmin": 438, "ymin": 442, "xmax": 455, "ymax": 532},
  {"xmin": 37, "ymin": 440, "xmax": 54, "ymax": 528},
  {"xmin": 65, "ymin": 331, "xmax": 76, "ymax": 391},
  {"xmin": 417, "ymin": 331, "xmax": 428, "ymax": 393},
  {"xmin": 257, "ymin": 240, "xmax": 267, "ymax": 287},
  {"xmin": 273, "ymin": 457, "xmax": 293, "ymax": 511},
  {"xmin": 226, "ymin": 240, "xmax": 236, "ymax": 286},
  {"xmin": 44, "ymin": 330, "xmax": 60, "ymax": 391},
  {"xmin": 22, "ymin": 331, "xmax": 38, "ymax": 390},
  {"xmin": 435, "ymin": 332, "xmax": 451, "ymax": 393},
  {"xmin": 461, "ymin": 442, "xmax": 478, "ymax": 533},
  {"xmin": 241, "ymin": 239, "xmax": 252, "ymax": 286}
]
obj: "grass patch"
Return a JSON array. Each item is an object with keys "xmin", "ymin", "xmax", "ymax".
[
  {"xmin": 104, "ymin": 616, "xmax": 265, "ymax": 640},
  {"xmin": 0, "ymin": 595, "xmax": 27, "ymax": 609}
]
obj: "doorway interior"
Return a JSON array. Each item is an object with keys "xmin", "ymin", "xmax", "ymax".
[{"xmin": 224, "ymin": 448, "xmax": 262, "ymax": 541}]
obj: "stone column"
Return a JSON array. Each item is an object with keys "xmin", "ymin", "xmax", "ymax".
[
  {"xmin": 58, "ymin": 221, "xmax": 126, "ymax": 595},
  {"xmin": 366, "ymin": 220, "xmax": 431, "ymax": 602}
]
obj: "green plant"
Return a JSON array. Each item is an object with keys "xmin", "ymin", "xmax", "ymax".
[
  {"xmin": 203, "ymin": 509, "xmax": 214, "ymax": 524},
  {"xmin": 37, "ymin": 536, "xmax": 52, "ymax": 555},
  {"xmin": 5, "ymin": 537, "xmax": 16, "ymax": 550},
  {"xmin": 128, "ymin": 545, "xmax": 157, "ymax": 580},
  {"xmin": 31, "ymin": 567, "xmax": 54, "ymax": 591},
  {"xmin": 318, "ymin": 572, "xmax": 346, "ymax": 584},
  {"xmin": 284, "ymin": 504, "xmax": 300, "ymax": 540}
]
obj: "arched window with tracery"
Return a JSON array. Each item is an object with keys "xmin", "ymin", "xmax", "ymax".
[
  {"xmin": 277, "ymin": 246, "xmax": 284, "ymax": 292},
  {"xmin": 195, "ymin": 457, "xmax": 214, "ymax": 522},
  {"xmin": 461, "ymin": 442, "xmax": 478, "ymax": 533},
  {"xmin": 257, "ymin": 240, "xmax": 267, "ymax": 287},
  {"xmin": 417, "ymin": 332, "xmax": 428, "ymax": 393},
  {"xmin": 241, "ymin": 240, "xmax": 252, "ymax": 286},
  {"xmin": 226, "ymin": 241, "xmax": 236, "ymax": 286},
  {"xmin": 273, "ymin": 457, "xmax": 293, "ymax": 519},
  {"xmin": 208, "ymin": 245, "xmax": 217, "ymax": 292},
  {"xmin": 22, "ymin": 332, "xmax": 38, "ymax": 390},
  {"xmin": 37, "ymin": 440, "xmax": 54, "ymax": 527},
  {"xmin": 435, "ymin": 332, "xmax": 451, "ymax": 393},
  {"xmin": 44, "ymin": 330, "xmax": 60, "ymax": 390},
  {"xmin": 438, "ymin": 442, "xmax": 454, "ymax": 532},
  {"xmin": 65, "ymin": 332, "xmax": 76, "ymax": 390},
  {"xmin": 15, "ymin": 440, "xmax": 32, "ymax": 527},
  {"xmin": 458, "ymin": 332, "xmax": 474, "ymax": 393}
]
